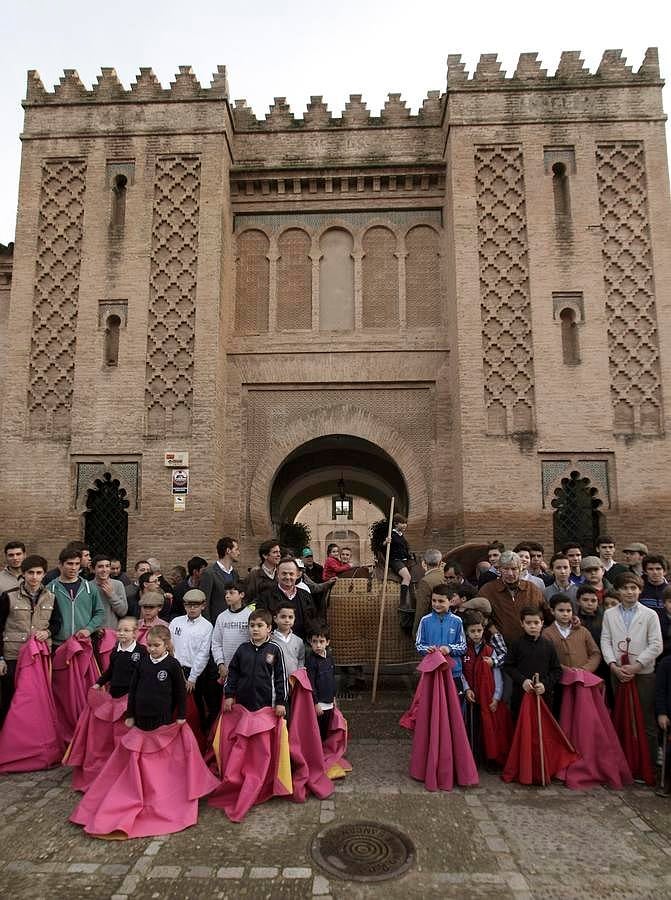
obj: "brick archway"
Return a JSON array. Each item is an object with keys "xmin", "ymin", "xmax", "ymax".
[{"xmin": 249, "ymin": 406, "xmax": 429, "ymax": 536}]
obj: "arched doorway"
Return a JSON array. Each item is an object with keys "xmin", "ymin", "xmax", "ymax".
[{"xmin": 269, "ymin": 435, "xmax": 409, "ymax": 535}]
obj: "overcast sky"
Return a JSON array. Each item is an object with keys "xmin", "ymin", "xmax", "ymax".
[{"xmin": 1, "ymin": 0, "xmax": 669, "ymax": 242}]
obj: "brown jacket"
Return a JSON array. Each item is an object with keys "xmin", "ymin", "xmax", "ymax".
[
  {"xmin": 1, "ymin": 583, "xmax": 56, "ymax": 660},
  {"xmin": 413, "ymin": 568, "xmax": 447, "ymax": 634},
  {"xmin": 542, "ymin": 622, "xmax": 601, "ymax": 672},
  {"xmin": 479, "ymin": 578, "xmax": 550, "ymax": 644}
]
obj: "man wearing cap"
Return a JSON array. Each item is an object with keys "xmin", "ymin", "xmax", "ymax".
[
  {"xmin": 169, "ymin": 589, "xmax": 215, "ymax": 728},
  {"xmin": 622, "ymin": 543, "xmax": 649, "ymax": 577},
  {"xmin": 479, "ymin": 550, "xmax": 551, "ymax": 644},
  {"xmin": 413, "ymin": 549, "xmax": 446, "ymax": 634},
  {"xmin": 301, "ymin": 548, "xmax": 324, "ymax": 584},
  {"xmin": 301, "ymin": 547, "xmax": 324, "ymax": 584},
  {"xmin": 580, "ymin": 556, "xmax": 611, "ymax": 603}
]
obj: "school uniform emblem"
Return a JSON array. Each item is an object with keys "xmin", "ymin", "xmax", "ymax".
[
  {"xmin": 265, "ymin": 652, "xmax": 274, "ymax": 665},
  {"xmin": 131, "ymin": 652, "xmax": 140, "ymax": 662},
  {"xmin": 157, "ymin": 670, "xmax": 168, "ymax": 681}
]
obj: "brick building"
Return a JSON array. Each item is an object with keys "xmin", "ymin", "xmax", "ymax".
[{"xmin": 1, "ymin": 49, "xmax": 670, "ymax": 568}]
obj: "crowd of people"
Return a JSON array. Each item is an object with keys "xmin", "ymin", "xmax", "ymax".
[{"xmin": 0, "ymin": 520, "xmax": 670, "ymax": 837}]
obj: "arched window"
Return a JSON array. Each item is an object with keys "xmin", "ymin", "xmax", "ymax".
[
  {"xmin": 362, "ymin": 226, "xmax": 398, "ymax": 328},
  {"xmin": 552, "ymin": 162, "xmax": 571, "ymax": 218},
  {"xmin": 277, "ymin": 228, "xmax": 312, "ymax": 330},
  {"xmin": 84, "ymin": 472, "xmax": 130, "ymax": 569},
  {"xmin": 104, "ymin": 314, "xmax": 121, "ymax": 366},
  {"xmin": 235, "ymin": 230, "xmax": 270, "ymax": 333},
  {"xmin": 319, "ymin": 228, "xmax": 354, "ymax": 331},
  {"xmin": 111, "ymin": 174, "xmax": 127, "ymax": 229},
  {"xmin": 559, "ymin": 307, "xmax": 580, "ymax": 365},
  {"xmin": 405, "ymin": 225, "xmax": 441, "ymax": 327},
  {"xmin": 551, "ymin": 470, "xmax": 602, "ymax": 553}
]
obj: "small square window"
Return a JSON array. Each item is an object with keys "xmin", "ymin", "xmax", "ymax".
[{"xmin": 332, "ymin": 496, "xmax": 353, "ymax": 519}]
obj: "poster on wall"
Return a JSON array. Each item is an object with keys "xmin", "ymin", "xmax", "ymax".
[{"xmin": 172, "ymin": 469, "xmax": 189, "ymax": 495}]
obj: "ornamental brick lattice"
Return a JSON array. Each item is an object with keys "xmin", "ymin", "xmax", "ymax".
[
  {"xmin": 475, "ymin": 146, "xmax": 535, "ymax": 436},
  {"xmin": 145, "ymin": 156, "xmax": 201, "ymax": 435},
  {"xmin": 28, "ymin": 159, "xmax": 86, "ymax": 434},
  {"xmin": 596, "ymin": 142, "xmax": 663, "ymax": 436}
]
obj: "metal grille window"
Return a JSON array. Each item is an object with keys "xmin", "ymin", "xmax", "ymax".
[
  {"xmin": 84, "ymin": 472, "xmax": 130, "ymax": 569},
  {"xmin": 332, "ymin": 496, "xmax": 353, "ymax": 519},
  {"xmin": 551, "ymin": 470, "xmax": 602, "ymax": 553}
]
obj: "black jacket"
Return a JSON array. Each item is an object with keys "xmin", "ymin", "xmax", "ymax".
[
  {"xmin": 307, "ymin": 651, "xmax": 336, "ymax": 705},
  {"xmin": 126, "ymin": 653, "xmax": 186, "ymax": 721},
  {"xmin": 98, "ymin": 643, "xmax": 148, "ymax": 698},
  {"xmin": 225, "ymin": 639, "xmax": 287, "ymax": 711},
  {"xmin": 258, "ymin": 586, "xmax": 316, "ymax": 641},
  {"xmin": 504, "ymin": 633, "xmax": 562, "ymax": 714},
  {"xmin": 655, "ymin": 654, "xmax": 671, "ymax": 717}
]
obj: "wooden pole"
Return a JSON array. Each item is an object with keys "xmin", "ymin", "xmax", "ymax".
[
  {"xmin": 533, "ymin": 672, "xmax": 546, "ymax": 786},
  {"xmin": 371, "ymin": 496, "xmax": 395, "ymax": 704}
]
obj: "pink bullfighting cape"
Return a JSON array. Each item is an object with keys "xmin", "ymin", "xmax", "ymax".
[
  {"xmin": 502, "ymin": 692, "xmax": 578, "ymax": 785},
  {"xmin": 208, "ymin": 705, "xmax": 292, "ymax": 822},
  {"xmin": 323, "ymin": 707, "xmax": 352, "ymax": 779},
  {"xmin": 63, "ymin": 686, "xmax": 129, "ymax": 791},
  {"xmin": 53, "ymin": 636, "xmax": 101, "ymax": 744},
  {"xmin": 612, "ymin": 643, "xmax": 656, "ymax": 786},
  {"xmin": 94, "ymin": 628, "xmax": 118, "ymax": 673},
  {"xmin": 69, "ymin": 721, "xmax": 219, "ymax": 838},
  {"xmin": 557, "ymin": 669, "xmax": 632, "ymax": 790},
  {"xmin": 400, "ymin": 652, "xmax": 479, "ymax": 791},
  {"xmin": 0, "ymin": 637, "xmax": 63, "ymax": 773},
  {"xmin": 287, "ymin": 668, "xmax": 335, "ymax": 802}
]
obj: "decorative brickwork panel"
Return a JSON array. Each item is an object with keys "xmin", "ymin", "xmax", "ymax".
[
  {"xmin": 235, "ymin": 229, "xmax": 270, "ymax": 334},
  {"xmin": 475, "ymin": 146, "xmax": 535, "ymax": 435},
  {"xmin": 362, "ymin": 226, "xmax": 399, "ymax": 328},
  {"xmin": 319, "ymin": 229, "xmax": 354, "ymax": 331},
  {"xmin": 596, "ymin": 143, "xmax": 663, "ymax": 435},
  {"xmin": 277, "ymin": 228, "xmax": 312, "ymax": 330},
  {"xmin": 405, "ymin": 226, "xmax": 441, "ymax": 328},
  {"xmin": 28, "ymin": 159, "xmax": 86, "ymax": 434},
  {"xmin": 145, "ymin": 156, "xmax": 201, "ymax": 436}
]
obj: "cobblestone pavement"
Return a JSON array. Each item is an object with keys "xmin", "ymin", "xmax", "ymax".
[{"xmin": 2, "ymin": 683, "xmax": 671, "ymax": 899}]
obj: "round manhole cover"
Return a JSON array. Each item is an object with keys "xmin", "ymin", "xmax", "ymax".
[{"xmin": 311, "ymin": 820, "xmax": 415, "ymax": 882}]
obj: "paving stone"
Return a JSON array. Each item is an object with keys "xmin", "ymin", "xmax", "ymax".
[
  {"xmin": 312, "ymin": 875, "xmax": 330, "ymax": 895},
  {"xmin": 101, "ymin": 864, "xmax": 131, "ymax": 876},
  {"xmin": 68, "ymin": 863, "xmax": 100, "ymax": 873},
  {"xmin": 217, "ymin": 867, "xmax": 245, "ymax": 879},
  {"xmin": 186, "ymin": 866, "xmax": 212, "ymax": 878},
  {"xmin": 283, "ymin": 866, "xmax": 312, "ymax": 878},
  {"xmin": 147, "ymin": 865, "xmax": 181, "ymax": 878},
  {"xmin": 249, "ymin": 866, "xmax": 279, "ymax": 878}
]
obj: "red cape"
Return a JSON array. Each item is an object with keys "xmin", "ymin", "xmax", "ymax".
[
  {"xmin": 185, "ymin": 693, "xmax": 208, "ymax": 754},
  {"xmin": 208, "ymin": 706, "xmax": 293, "ymax": 822},
  {"xmin": 612, "ymin": 679, "xmax": 655, "ymax": 786},
  {"xmin": 556, "ymin": 670, "xmax": 632, "ymax": 790},
  {"xmin": 63, "ymin": 687, "xmax": 128, "ymax": 791},
  {"xmin": 400, "ymin": 652, "xmax": 479, "ymax": 791},
  {"xmin": 53, "ymin": 636, "xmax": 101, "ymax": 744},
  {"xmin": 288, "ymin": 669, "xmax": 335, "ymax": 802},
  {"xmin": 0, "ymin": 637, "xmax": 63, "ymax": 772},
  {"xmin": 464, "ymin": 646, "xmax": 513, "ymax": 765},
  {"xmin": 69, "ymin": 721, "xmax": 219, "ymax": 838},
  {"xmin": 502, "ymin": 692, "xmax": 578, "ymax": 785}
]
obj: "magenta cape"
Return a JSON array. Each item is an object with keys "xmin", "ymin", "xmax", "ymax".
[
  {"xmin": 556, "ymin": 669, "xmax": 632, "ymax": 790},
  {"xmin": 208, "ymin": 706, "xmax": 293, "ymax": 822},
  {"xmin": 502, "ymin": 693, "xmax": 578, "ymax": 785},
  {"xmin": 399, "ymin": 652, "xmax": 479, "ymax": 791},
  {"xmin": 53, "ymin": 636, "xmax": 101, "ymax": 744},
  {"xmin": 323, "ymin": 707, "xmax": 352, "ymax": 778},
  {"xmin": 0, "ymin": 637, "xmax": 63, "ymax": 773},
  {"xmin": 63, "ymin": 687, "xmax": 128, "ymax": 791},
  {"xmin": 69, "ymin": 721, "xmax": 219, "ymax": 838},
  {"xmin": 288, "ymin": 668, "xmax": 334, "ymax": 802},
  {"xmin": 95, "ymin": 628, "xmax": 118, "ymax": 673},
  {"xmin": 185, "ymin": 693, "xmax": 208, "ymax": 755}
]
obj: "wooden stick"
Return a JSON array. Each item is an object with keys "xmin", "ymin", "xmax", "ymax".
[
  {"xmin": 661, "ymin": 725, "xmax": 668, "ymax": 791},
  {"xmin": 533, "ymin": 672, "xmax": 546, "ymax": 786},
  {"xmin": 371, "ymin": 496, "xmax": 395, "ymax": 704}
]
